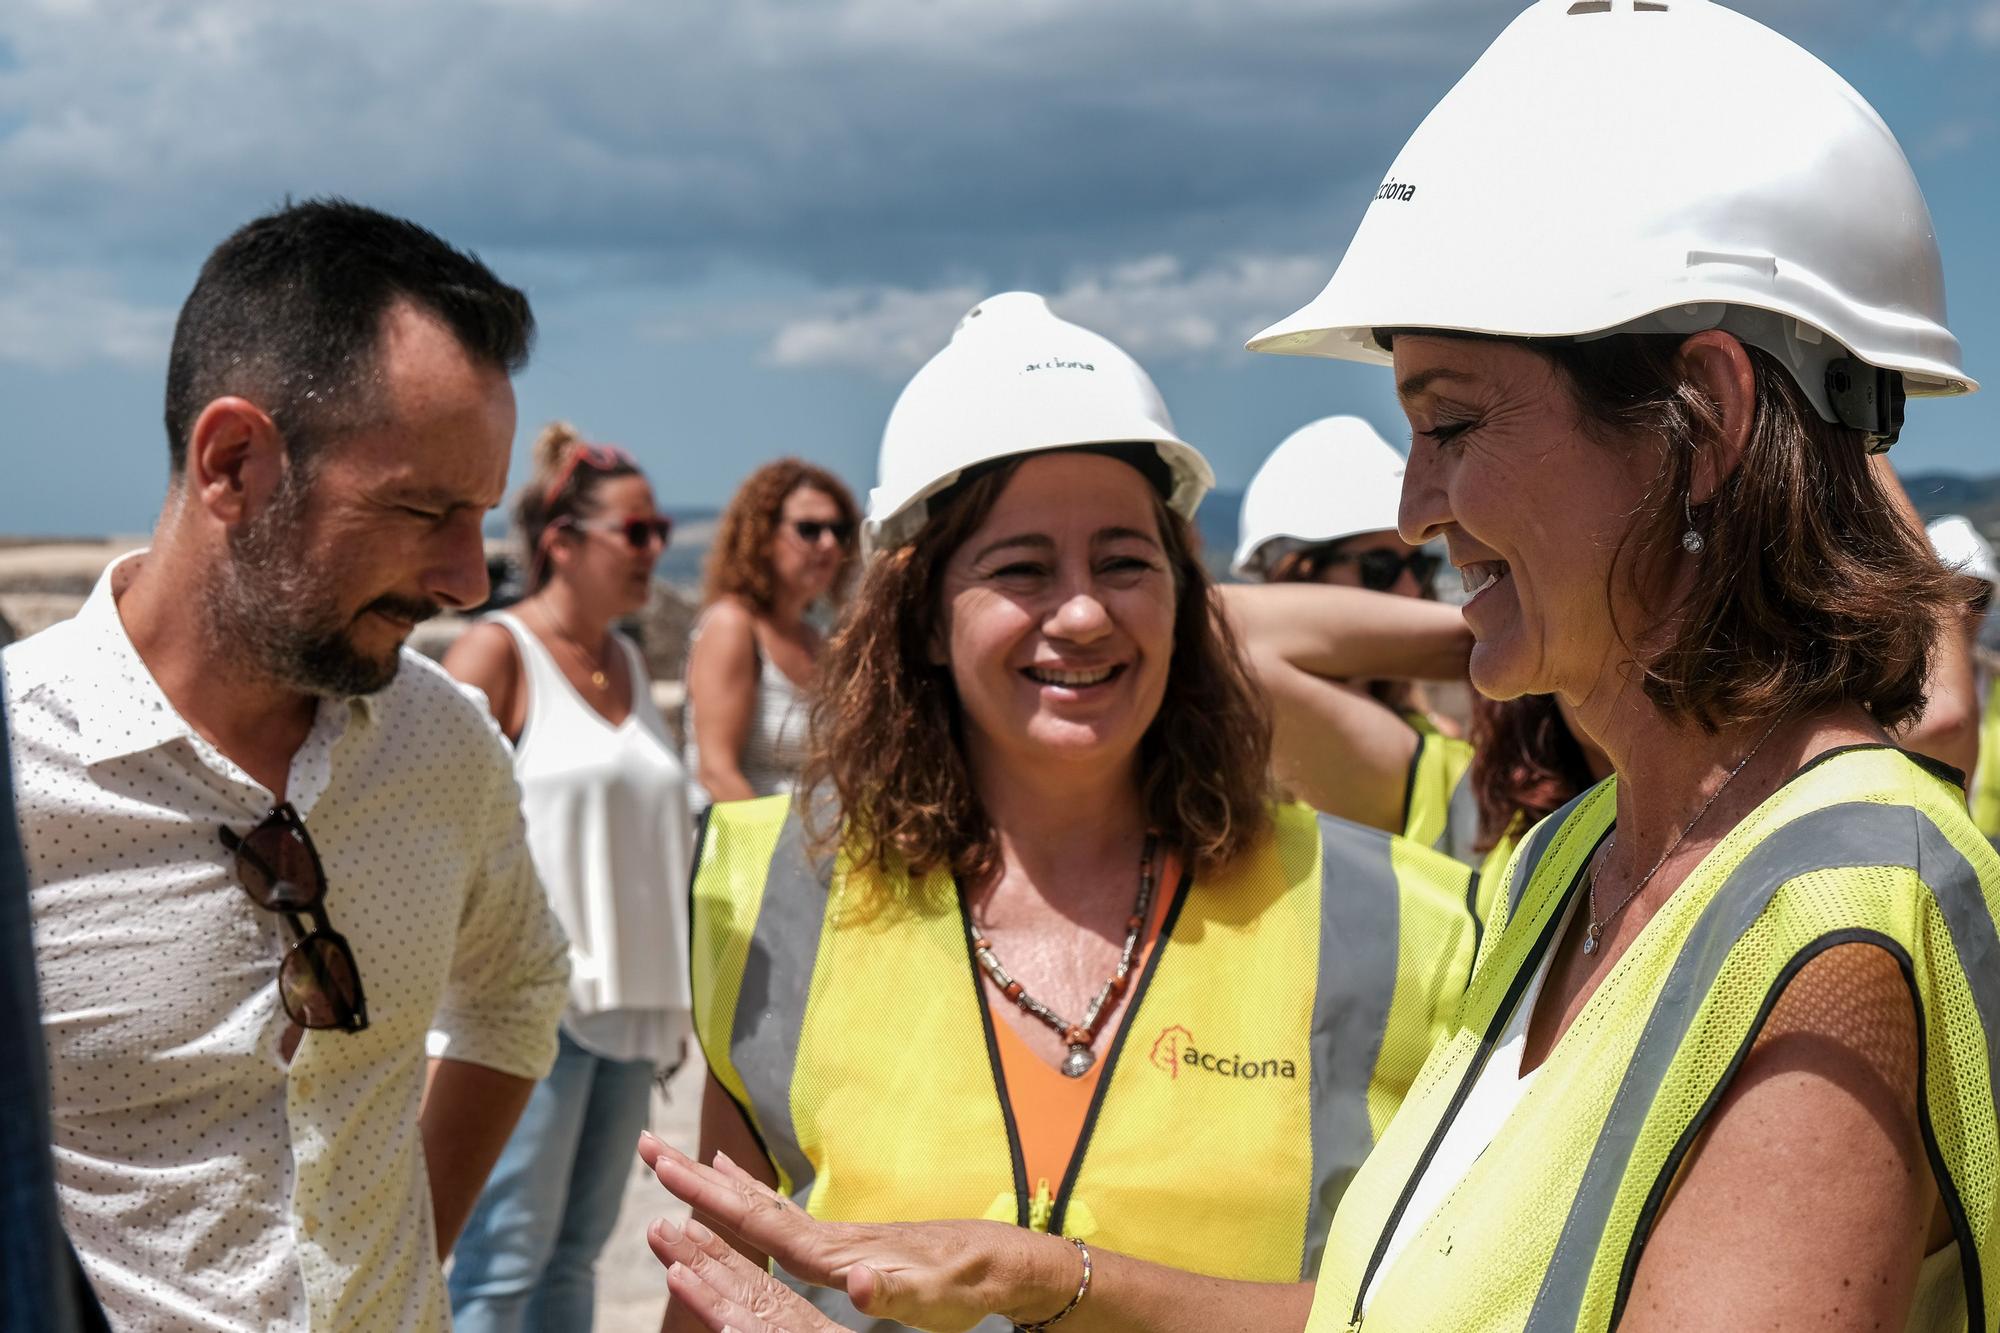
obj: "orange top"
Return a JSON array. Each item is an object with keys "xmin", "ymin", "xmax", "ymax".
[{"xmin": 988, "ymin": 853, "xmax": 1181, "ymax": 1208}]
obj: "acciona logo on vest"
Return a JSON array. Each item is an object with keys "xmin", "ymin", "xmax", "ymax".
[{"xmin": 1149, "ymin": 1025, "xmax": 1298, "ymax": 1082}]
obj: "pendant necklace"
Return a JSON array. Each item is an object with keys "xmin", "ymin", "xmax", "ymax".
[
  {"xmin": 1583, "ymin": 717, "xmax": 1783, "ymax": 956},
  {"xmin": 536, "ymin": 602, "xmax": 610, "ymax": 690},
  {"xmin": 971, "ymin": 832, "xmax": 1160, "ymax": 1078}
]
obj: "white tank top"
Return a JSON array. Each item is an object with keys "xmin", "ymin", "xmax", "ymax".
[
  {"xmin": 493, "ymin": 612, "xmax": 693, "ymax": 1066},
  {"xmin": 682, "ymin": 608, "xmax": 811, "ymax": 811}
]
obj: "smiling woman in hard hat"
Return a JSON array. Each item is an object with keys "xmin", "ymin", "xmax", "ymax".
[
  {"xmin": 649, "ymin": 291, "xmax": 1480, "ymax": 1333},
  {"xmin": 1242, "ymin": 0, "xmax": 2000, "ymax": 1322},
  {"xmin": 637, "ymin": 3, "xmax": 2000, "ymax": 1331}
]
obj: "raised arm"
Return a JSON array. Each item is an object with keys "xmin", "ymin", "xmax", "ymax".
[{"xmin": 1220, "ymin": 584, "xmax": 1472, "ymax": 832}]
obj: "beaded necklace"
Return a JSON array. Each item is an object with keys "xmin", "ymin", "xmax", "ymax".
[{"xmin": 970, "ymin": 833, "xmax": 1160, "ymax": 1078}]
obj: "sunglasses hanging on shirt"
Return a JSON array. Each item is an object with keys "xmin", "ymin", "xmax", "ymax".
[{"xmin": 219, "ymin": 804, "xmax": 369, "ymax": 1033}]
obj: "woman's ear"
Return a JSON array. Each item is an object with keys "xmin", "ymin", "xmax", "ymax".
[{"xmin": 1676, "ymin": 330, "xmax": 1758, "ymax": 504}]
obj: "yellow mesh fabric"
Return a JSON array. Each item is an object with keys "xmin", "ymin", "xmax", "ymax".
[
  {"xmin": 1370, "ymin": 836, "xmax": 1482, "ymax": 1137},
  {"xmin": 1402, "ymin": 721, "xmax": 1476, "ymax": 852},
  {"xmin": 790, "ymin": 857, "xmax": 1020, "ymax": 1227},
  {"xmin": 706, "ymin": 798, "xmax": 1479, "ymax": 1294},
  {"xmin": 1063, "ymin": 804, "xmax": 1320, "ymax": 1280},
  {"xmin": 1307, "ymin": 752, "xmax": 2000, "ymax": 1333},
  {"xmin": 1974, "ymin": 677, "xmax": 2000, "ymax": 839},
  {"xmin": 688, "ymin": 796, "xmax": 791, "ymax": 1134}
]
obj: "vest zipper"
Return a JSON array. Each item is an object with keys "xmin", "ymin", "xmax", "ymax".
[
  {"xmin": 1046, "ymin": 861, "xmax": 1197, "ymax": 1238},
  {"xmin": 1344, "ymin": 836, "xmax": 1600, "ymax": 1328},
  {"xmin": 1029, "ymin": 1179, "xmax": 1055, "ymax": 1234}
]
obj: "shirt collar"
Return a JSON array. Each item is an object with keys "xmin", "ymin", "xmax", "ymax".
[{"xmin": 69, "ymin": 551, "xmax": 378, "ymax": 769}]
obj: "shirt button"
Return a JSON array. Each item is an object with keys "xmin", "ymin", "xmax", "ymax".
[
  {"xmin": 300, "ymin": 1211, "xmax": 319, "ymax": 1235},
  {"xmin": 294, "ymin": 1076, "xmax": 313, "ymax": 1098}
]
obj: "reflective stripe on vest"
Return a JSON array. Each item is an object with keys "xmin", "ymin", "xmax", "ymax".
[
  {"xmin": 1527, "ymin": 797, "xmax": 2000, "ymax": 1329},
  {"xmin": 693, "ymin": 798, "xmax": 1477, "ymax": 1330},
  {"xmin": 1307, "ymin": 746, "xmax": 2000, "ymax": 1332}
]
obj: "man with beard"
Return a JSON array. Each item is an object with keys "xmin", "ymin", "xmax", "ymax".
[{"xmin": 1, "ymin": 199, "xmax": 571, "ymax": 1331}]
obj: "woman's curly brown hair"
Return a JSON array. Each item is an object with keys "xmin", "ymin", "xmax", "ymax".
[
  {"xmin": 701, "ymin": 458, "xmax": 860, "ymax": 612},
  {"xmin": 800, "ymin": 455, "xmax": 1273, "ymax": 887}
]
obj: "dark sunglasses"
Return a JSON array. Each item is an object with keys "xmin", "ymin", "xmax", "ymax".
[
  {"xmin": 576, "ymin": 515, "xmax": 673, "ymax": 550},
  {"xmin": 218, "ymin": 804, "xmax": 369, "ymax": 1033},
  {"xmin": 789, "ymin": 519, "xmax": 853, "ymax": 545},
  {"xmin": 1311, "ymin": 546, "xmax": 1441, "ymax": 593}
]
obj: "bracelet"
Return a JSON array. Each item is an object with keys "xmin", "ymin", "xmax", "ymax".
[{"xmin": 1014, "ymin": 1236, "xmax": 1092, "ymax": 1332}]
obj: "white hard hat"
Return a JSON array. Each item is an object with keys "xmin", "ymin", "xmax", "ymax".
[
  {"xmin": 1248, "ymin": 0, "xmax": 1976, "ymax": 448},
  {"xmin": 1232, "ymin": 416, "xmax": 1406, "ymax": 578},
  {"xmin": 1928, "ymin": 516, "xmax": 1999, "ymax": 587},
  {"xmin": 867, "ymin": 291, "xmax": 1215, "ymax": 551}
]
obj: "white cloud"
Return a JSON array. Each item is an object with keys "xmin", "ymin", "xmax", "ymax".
[
  {"xmin": 1973, "ymin": 0, "xmax": 2000, "ymax": 45},
  {"xmin": 761, "ymin": 251, "xmax": 1328, "ymax": 377},
  {"xmin": 766, "ymin": 283, "xmax": 984, "ymax": 374},
  {"xmin": 0, "ymin": 252, "xmax": 173, "ymax": 371}
]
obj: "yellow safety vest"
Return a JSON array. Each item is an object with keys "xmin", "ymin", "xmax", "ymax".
[
  {"xmin": 1972, "ymin": 677, "xmax": 2000, "ymax": 840},
  {"xmin": 1401, "ymin": 718, "xmax": 1517, "ymax": 950},
  {"xmin": 1307, "ymin": 745, "xmax": 2000, "ymax": 1332},
  {"xmin": 692, "ymin": 797, "xmax": 1477, "ymax": 1332}
]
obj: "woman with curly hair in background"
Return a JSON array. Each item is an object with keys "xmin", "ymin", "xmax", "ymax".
[{"xmin": 683, "ymin": 459, "xmax": 860, "ymax": 811}]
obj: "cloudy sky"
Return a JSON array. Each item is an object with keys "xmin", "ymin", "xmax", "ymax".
[{"xmin": 3, "ymin": 0, "xmax": 1997, "ymax": 536}]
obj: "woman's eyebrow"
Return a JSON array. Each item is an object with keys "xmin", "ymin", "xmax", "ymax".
[
  {"xmin": 969, "ymin": 533, "xmax": 1055, "ymax": 564},
  {"xmin": 1094, "ymin": 526, "xmax": 1162, "ymax": 549},
  {"xmin": 1396, "ymin": 366, "xmax": 1478, "ymax": 403}
]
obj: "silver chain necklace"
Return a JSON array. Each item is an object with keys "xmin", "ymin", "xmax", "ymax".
[
  {"xmin": 970, "ymin": 832, "xmax": 1160, "ymax": 1078},
  {"xmin": 1584, "ymin": 718, "xmax": 1783, "ymax": 956}
]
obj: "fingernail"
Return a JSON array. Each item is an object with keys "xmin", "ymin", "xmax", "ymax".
[
  {"xmin": 667, "ymin": 1261, "xmax": 690, "ymax": 1279},
  {"xmin": 639, "ymin": 1130, "xmax": 660, "ymax": 1148},
  {"xmin": 686, "ymin": 1218, "xmax": 714, "ymax": 1244},
  {"xmin": 713, "ymin": 1149, "xmax": 736, "ymax": 1169},
  {"xmin": 653, "ymin": 1217, "xmax": 681, "ymax": 1242}
]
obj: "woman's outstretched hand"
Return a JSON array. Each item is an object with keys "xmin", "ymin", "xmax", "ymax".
[
  {"xmin": 649, "ymin": 1214, "xmax": 842, "ymax": 1333},
  {"xmin": 639, "ymin": 1131, "xmax": 1078, "ymax": 1333}
]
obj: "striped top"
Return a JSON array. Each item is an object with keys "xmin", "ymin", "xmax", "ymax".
[{"xmin": 683, "ymin": 612, "xmax": 811, "ymax": 811}]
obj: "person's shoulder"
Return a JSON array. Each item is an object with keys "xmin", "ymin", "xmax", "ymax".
[
  {"xmin": 700, "ymin": 597, "xmax": 758, "ymax": 638},
  {"xmin": 377, "ymin": 647, "xmax": 513, "ymax": 756},
  {"xmin": 1, "ymin": 618, "xmax": 86, "ymax": 722},
  {"xmin": 1, "ymin": 616, "xmax": 81, "ymax": 691}
]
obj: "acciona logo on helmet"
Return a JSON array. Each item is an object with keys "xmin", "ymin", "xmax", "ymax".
[
  {"xmin": 1149, "ymin": 1025, "xmax": 1298, "ymax": 1082},
  {"xmin": 1024, "ymin": 357, "xmax": 1097, "ymax": 373},
  {"xmin": 1374, "ymin": 177, "xmax": 1418, "ymax": 203}
]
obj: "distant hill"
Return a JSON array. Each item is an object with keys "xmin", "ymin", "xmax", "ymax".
[{"xmin": 1899, "ymin": 474, "xmax": 2000, "ymax": 535}]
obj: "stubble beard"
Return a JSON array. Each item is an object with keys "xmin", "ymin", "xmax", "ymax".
[{"xmin": 202, "ymin": 469, "xmax": 405, "ymax": 698}]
